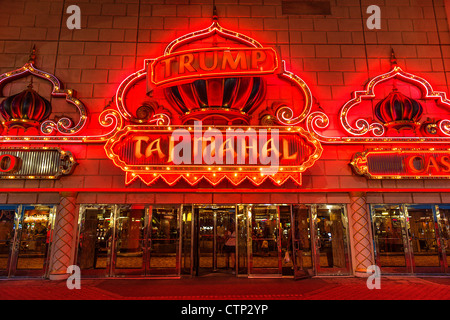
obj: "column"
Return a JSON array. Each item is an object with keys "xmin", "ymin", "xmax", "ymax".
[
  {"xmin": 48, "ymin": 192, "xmax": 78, "ymax": 280},
  {"xmin": 348, "ymin": 192, "xmax": 374, "ymax": 277}
]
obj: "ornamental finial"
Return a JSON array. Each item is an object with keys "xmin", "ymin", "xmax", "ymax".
[
  {"xmin": 213, "ymin": 0, "xmax": 218, "ymax": 21},
  {"xmin": 28, "ymin": 45, "xmax": 36, "ymax": 64},
  {"xmin": 390, "ymin": 48, "xmax": 398, "ymax": 68}
]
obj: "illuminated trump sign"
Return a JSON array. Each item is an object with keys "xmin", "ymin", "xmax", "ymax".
[{"xmin": 148, "ymin": 48, "xmax": 281, "ymax": 91}]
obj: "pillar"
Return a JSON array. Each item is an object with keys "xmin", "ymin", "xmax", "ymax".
[
  {"xmin": 48, "ymin": 192, "xmax": 78, "ymax": 280},
  {"xmin": 348, "ymin": 192, "xmax": 375, "ymax": 277}
]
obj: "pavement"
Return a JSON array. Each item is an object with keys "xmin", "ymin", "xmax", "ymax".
[{"xmin": 0, "ymin": 275, "xmax": 449, "ymax": 300}]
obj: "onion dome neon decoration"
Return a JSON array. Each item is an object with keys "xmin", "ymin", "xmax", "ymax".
[
  {"xmin": 0, "ymin": 78, "xmax": 52, "ymax": 131},
  {"xmin": 374, "ymin": 86, "xmax": 423, "ymax": 131},
  {"xmin": 307, "ymin": 49, "xmax": 450, "ymax": 142},
  {"xmin": 0, "ymin": 46, "xmax": 122, "ymax": 142},
  {"xmin": 166, "ymin": 77, "xmax": 266, "ymax": 125}
]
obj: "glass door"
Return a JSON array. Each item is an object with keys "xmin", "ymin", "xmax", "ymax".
[
  {"xmin": 11, "ymin": 205, "xmax": 55, "ymax": 277},
  {"xmin": 435, "ymin": 205, "xmax": 449, "ymax": 273},
  {"xmin": 77, "ymin": 205, "xmax": 115, "ymax": 277},
  {"xmin": 195, "ymin": 205, "xmax": 236, "ymax": 276},
  {"xmin": 77, "ymin": 204, "xmax": 182, "ymax": 277},
  {"xmin": 405, "ymin": 205, "xmax": 443, "ymax": 273},
  {"xmin": 291, "ymin": 205, "xmax": 313, "ymax": 278},
  {"xmin": 371, "ymin": 205, "xmax": 410, "ymax": 273},
  {"xmin": 314, "ymin": 204, "xmax": 351, "ymax": 275},
  {"xmin": 113, "ymin": 205, "xmax": 148, "ymax": 276},
  {"xmin": 248, "ymin": 205, "xmax": 282, "ymax": 276},
  {"xmin": 148, "ymin": 205, "xmax": 180, "ymax": 276},
  {"xmin": 0, "ymin": 205, "xmax": 17, "ymax": 277},
  {"xmin": 371, "ymin": 204, "xmax": 448, "ymax": 274}
]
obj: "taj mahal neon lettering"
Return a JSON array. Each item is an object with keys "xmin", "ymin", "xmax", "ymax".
[{"xmin": 131, "ymin": 123, "xmax": 283, "ymax": 174}]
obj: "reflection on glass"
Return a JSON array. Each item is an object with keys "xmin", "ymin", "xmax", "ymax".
[
  {"xmin": 280, "ymin": 205, "xmax": 293, "ymax": 275},
  {"xmin": 292, "ymin": 205, "xmax": 313, "ymax": 276},
  {"xmin": 371, "ymin": 205, "xmax": 407, "ymax": 273},
  {"xmin": 436, "ymin": 205, "xmax": 450, "ymax": 272},
  {"xmin": 216, "ymin": 209, "xmax": 235, "ymax": 270},
  {"xmin": 315, "ymin": 205, "xmax": 350, "ymax": 275},
  {"xmin": 0, "ymin": 206, "xmax": 15, "ymax": 276},
  {"xmin": 406, "ymin": 205, "xmax": 441, "ymax": 271},
  {"xmin": 250, "ymin": 205, "xmax": 280, "ymax": 274},
  {"xmin": 149, "ymin": 205, "xmax": 179, "ymax": 275},
  {"xmin": 77, "ymin": 206, "xmax": 114, "ymax": 275},
  {"xmin": 198, "ymin": 209, "xmax": 214, "ymax": 268},
  {"xmin": 181, "ymin": 205, "xmax": 192, "ymax": 275},
  {"xmin": 237, "ymin": 205, "xmax": 247, "ymax": 275},
  {"xmin": 16, "ymin": 206, "xmax": 54, "ymax": 275},
  {"xmin": 114, "ymin": 205, "xmax": 146, "ymax": 275}
]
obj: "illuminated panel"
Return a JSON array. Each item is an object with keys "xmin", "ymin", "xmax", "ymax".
[
  {"xmin": 351, "ymin": 148, "xmax": 450, "ymax": 179},
  {"xmin": 104, "ymin": 125, "xmax": 322, "ymax": 186},
  {"xmin": 0, "ymin": 147, "xmax": 76, "ymax": 179}
]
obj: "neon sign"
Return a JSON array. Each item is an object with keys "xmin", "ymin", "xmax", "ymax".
[
  {"xmin": 307, "ymin": 51, "xmax": 450, "ymax": 144},
  {"xmin": 148, "ymin": 47, "xmax": 281, "ymax": 91},
  {"xmin": 108, "ymin": 16, "xmax": 321, "ymax": 187},
  {"xmin": 105, "ymin": 125, "xmax": 322, "ymax": 186},
  {"xmin": 351, "ymin": 148, "xmax": 450, "ymax": 179},
  {"xmin": 0, "ymin": 147, "xmax": 76, "ymax": 179}
]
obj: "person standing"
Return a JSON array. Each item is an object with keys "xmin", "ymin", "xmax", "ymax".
[{"xmin": 223, "ymin": 224, "xmax": 236, "ymax": 272}]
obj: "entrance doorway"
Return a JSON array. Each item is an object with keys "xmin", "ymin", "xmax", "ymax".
[
  {"xmin": 76, "ymin": 204, "xmax": 180, "ymax": 277},
  {"xmin": 0, "ymin": 204, "xmax": 55, "ymax": 278},
  {"xmin": 371, "ymin": 204, "xmax": 449, "ymax": 274},
  {"xmin": 192, "ymin": 205, "xmax": 235, "ymax": 276},
  {"xmin": 76, "ymin": 203, "xmax": 352, "ymax": 278}
]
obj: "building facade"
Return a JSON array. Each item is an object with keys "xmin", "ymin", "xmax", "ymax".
[{"xmin": 0, "ymin": 0, "xmax": 449, "ymax": 280}]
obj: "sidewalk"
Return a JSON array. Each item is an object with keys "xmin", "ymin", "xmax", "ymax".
[{"xmin": 0, "ymin": 276, "xmax": 449, "ymax": 300}]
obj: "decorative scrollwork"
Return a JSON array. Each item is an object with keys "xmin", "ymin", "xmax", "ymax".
[
  {"xmin": 131, "ymin": 100, "xmax": 171, "ymax": 126},
  {"xmin": 439, "ymin": 119, "xmax": 450, "ymax": 136},
  {"xmin": 306, "ymin": 111, "xmax": 330, "ymax": 140},
  {"xmin": 353, "ymin": 119, "xmax": 385, "ymax": 137}
]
